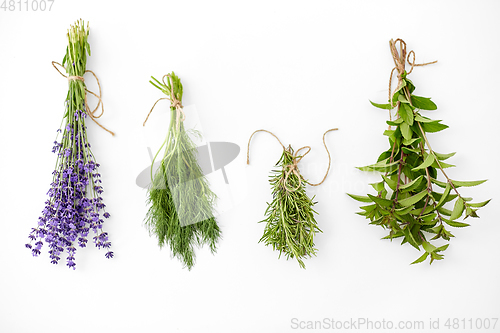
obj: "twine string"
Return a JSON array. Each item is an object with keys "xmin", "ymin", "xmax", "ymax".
[
  {"xmin": 143, "ymin": 74, "xmax": 185, "ymax": 129},
  {"xmin": 282, "ymin": 145, "xmax": 311, "ymax": 192},
  {"xmin": 307, "ymin": 128, "xmax": 338, "ymax": 187},
  {"xmin": 387, "ymin": 39, "xmax": 437, "ymax": 126},
  {"xmin": 246, "ymin": 128, "xmax": 338, "ymax": 192},
  {"xmin": 246, "ymin": 129, "xmax": 286, "ymax": 165},
  {"xmin": 388, "ymin": 39, "xmax": 438, "ymax": 106},
  {"xmin": 52, "ymin": 61, "xmax": 114, "ymax": 136}
]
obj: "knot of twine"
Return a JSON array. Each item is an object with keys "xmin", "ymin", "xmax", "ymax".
[
  {"xmin": 52, "ymin": 61, "xmax": 114, "ymax": 136},
  {"xmin": 282, "ymin": 145, "xmax": 312, "ymax": 192},
  {"xmin": 143, "ymin": 74, "xmax": 186, "ymax": 130},
  {"xmin": 247, "ymin": 128, "xmax": 338, "ymax": 192},
  {"xmin": 388, "ymin": 39, "xmax": 437, "ymax": 117}
]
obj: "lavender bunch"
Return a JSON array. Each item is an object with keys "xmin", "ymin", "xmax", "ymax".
[{"xmin": 26, "ymin": 20, "xmax": 113, "ymax": 269}]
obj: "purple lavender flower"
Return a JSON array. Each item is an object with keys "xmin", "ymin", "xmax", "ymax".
[
  {"xmin": 27, "ymin": 21, "xmax": 113, "ymax": 270},
  {"xmin": 27, "ymin": 108, "xmax": 113, "ymax": 269}
]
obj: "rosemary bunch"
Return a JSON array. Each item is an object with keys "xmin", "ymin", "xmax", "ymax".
[
  {"xmin": 26, "ymin": 20, "xmax": 113, "ymax": 269},
  {"xmin": 260, "ymin": 146, "xmax": 321, "ymax": 269},
  {"xmin": 349, "ymin": 39, "xmax": 490, "ymax": 264},
  {"xmin": 145, "ymin": 72, "xmax": 221, "ymax": 269}
]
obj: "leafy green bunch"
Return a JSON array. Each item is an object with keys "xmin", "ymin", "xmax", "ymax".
[
  {"xmin": 260, "ymin": 146, "xmax": 321, "ymax": 269},
  {"xmin": 145, "ymin": 72, "xmax": 221, "ymax": 270},
  {"xmin": 349, "ymin": 39, "xmax": 490, "ymax": 265}
]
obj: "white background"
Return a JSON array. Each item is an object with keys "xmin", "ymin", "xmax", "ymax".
[{"xmin": 1, "ymin": 1, "xmax": 499, "ymax": 332}]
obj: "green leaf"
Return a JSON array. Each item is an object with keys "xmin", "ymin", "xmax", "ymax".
[
  {"xmin": 402, "ymin": 147, "xmax": 420, "ymax": 154},
  {"xmin": 347, "ymin": 194, "xmax": 373, "ymax": 203},
  {"xmin": 434, "ymin": 152, "xmax": 456, "ymax": 161},
  {"xmin": 398, "ymin": 94, "xmax": 409, "ymax": 103},
  {"xmin": 438, "ymin": 207, "xmax": 452, "ymax": 216},
  {"xmin": 410, "ymin": 205, "xmax": 434, "ymax": 216},
  {"xmin": 377, "ymin": 151, "xmax": 393, "ymax": 162},
  {"xmin": 414, "ymin": 114, "xmax": 436, "ymax": 123},
  {"xmin": 432, "ymin": 160, "xmax": 455, "ymax": 169},
  {"xmin": 369, "ymin": 216, "xmax": 384, "ymax": 225},
  {"xmin": 422, "ymin": 241, "xmax": 437, "ymax": 253},
  {"xmin": 411, "ymin": 95, "xmax": 437, "ymax": 110},
  {"xmin": 451, "ymin": 179, "xmax": 487, "ymax": 187},
  {"xmin": 403, "ymin": 226, "xmax": 421, "ymax": 250},
  {"xmin": 421, "ymin": 213, "xmax": 437, "ymax": 223},
  {"xmin": 400, "ymin": 175, "xmax": 424, "ymax": 192},
  {"xmin": 382, "ymin": 175, "xmax": 397, "ymax": 191},
  {"xmin": 395, "ymin": 79, "xmax": 407, "ymax": 93},
  {"xmin": 406, "ymin": 79, "xmax": 415, "ymax": 93},
  {"xmin": 432, "ymin": 190, "xmax": 457, "ymax": 203},
  {"xmin": 430, "ymin": 251, "xmax": 444, "ymax": 263},
  {"xmin": 443, "ymin": 219, "xmax": 470, "ymax": 228},
  {"xmin": 411, "ymin": 252, "xmax": 429, "ymax": 264},
  {"xmin": 441, "ymin": 227, "xmax": 455, "ymax": 240},
  {"xmin": 360, "ymin": 204, "xmax": 377, "ymax": 212},
  {"xmin": 382, "ymin": 231, "xmax": 404, "ymax": 240},
  {"xmin": 384, "ymin": 128, "xmax": 395, "ymax": 137},
  {"xmin": 468, "ymin": 199, "xmax": 491, "ymax": 208},
  {"xmin": 398, "ymin": 189, "xmax": 428, "ymax": 207},
  {"xmin": 422, "ymin": 121, "xmax": 448, "ymax": 133},
  {"xmin": 390, "ymin": 92, "xmax": 400, "ymax": 105},
  {"xmin": 450, "ymin": 197, "xmax": 465, "ymax": 221},
  {"xmin": 435, "ymin": 244, "xmax": 449, "ymax": 252},
  {"xmin": 370, "ymin": 101, "xmax": 392, "ymax": 110},
  {"xmin": 395, "ymin": 205, "xmax": 415, "ymax": 215},
  {"xmin": 369, "ymin": 181, "xmax": 385, "ymax": 192},
  {"xmin": 368, "ymin": 194, "xmax": 393, "ymax": 207},
  {"xmin": 428, "ymin": 225, "xmax": 442, "ymax": 234},
  {"xmin": 399, "ymin": 103, "xmax": 414, "ymax": 126},
  {"xmin": 403, "ymin": 137, "xmax": 421, "ymax": 146},
  {"xmin": 357, "ymin": 160, "xmax": 399, "ymax": 172},
  {"xmin": 436, "ymin": 183, "xmax": 451, "ymax": 209},
  {"xmin": 430, "ymin": 178, "xmax": 447, "ymax": 188},
  {"xmin": 389, "ymin": 218, "xmax": 401, "ymax": 231},
  {"xmin": 400, "ymin": 122, "xmax": 413, "ymax": 140},
  {"xmin": 412, "ymin": 154, "xmax": 435, "ymax": 171}
]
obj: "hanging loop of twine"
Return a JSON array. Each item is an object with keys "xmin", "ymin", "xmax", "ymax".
[
  {"xmin": 307, "ymin": 128, "xmax": 338, "ymax": 187},
  {"xmin": 388, "ymin": 39, "xmax": 438, "ymax": 106},
  {"xmin": 246, "ymin": 128, "xmax": 338, "ymax": 192},
  {"xmin": 143, "ymin": 74, "xmax": 186, "ymax": 130},
  {"xmin": 52, "ymin": 61, "xmax": 114, "ymax": 136}
]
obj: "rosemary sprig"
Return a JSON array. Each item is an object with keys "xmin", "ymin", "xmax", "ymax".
[
  {"xmin": 144, "ymin": 72, "xmax": 221, "ymax": 270},
  {"xmin": 349, "ymin": 39, "xmax": 490, "ymax": 264},
  {"xmin": 260, "ymin": 146, "xmax": 321, "ymax": 269}
]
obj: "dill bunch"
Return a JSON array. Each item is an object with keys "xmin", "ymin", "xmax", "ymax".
[
  {"xmin": 144, "ymin": 72, "xmax": 221, "ymax": 270},
  {"xmin": 260, "ymin": 146, "xmax": 321, "ymax": 269}
]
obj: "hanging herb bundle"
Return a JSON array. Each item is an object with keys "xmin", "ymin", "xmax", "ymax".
[
  {"xmin": 349, "ymin": 39, "xmax": 490, "ymax": 264},
  {"xmin": 247, "ymin": 129, "xmax": 337, "ymax": 268},
  {"xmin": 143, "ymin": 72, "xmax": 221, "ymax": 270},
  {"xmin": 26, "ymin": 20, "xmax": 114, "ymax": 269}
]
